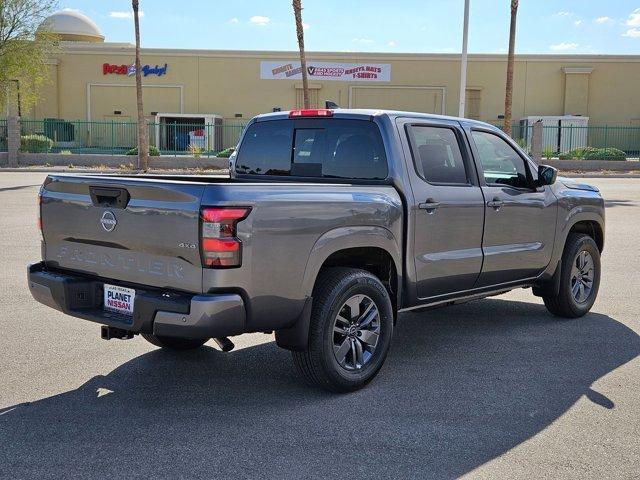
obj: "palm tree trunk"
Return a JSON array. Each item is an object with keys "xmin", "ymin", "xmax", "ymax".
[
  {"xmin": 292, "ymin": 0, "xmax": 310, "ymax": 109},
  {"xmin": 503, "ymin": 0, "xmax": 518, "ymax": 137},
  {"xmin": 133, "ymin": 0, "xmax": 149, "ymax": 170}
]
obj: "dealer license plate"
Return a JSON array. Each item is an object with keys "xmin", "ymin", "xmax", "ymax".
[{"xmin": 103, "ymin": 284, "xmax": 135, "ymax": 316}]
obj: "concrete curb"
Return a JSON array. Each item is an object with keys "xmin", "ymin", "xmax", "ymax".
[
  {"xmin": 545, "ymin": 159, "xmax": 639, "ymax": 172},
  {"xmin": 556, "ymin": 173, "xmax": 640, "ymax": 178},
  {"xmin": 0, "ymin": 152, "xmax": 230, "ymax": 170},
  {"xmin": 0, "ymin": 167, "xmax": 229, "ymax": 175},
  {"xmin": 2, "ymin": 167, "xmax": 639, "ymax": 179}
]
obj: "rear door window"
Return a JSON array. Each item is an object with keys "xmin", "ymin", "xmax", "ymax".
[
  {"xmin": 407, "ymin": 125, "xmax": 470, "ymax": 184},
  {"xmin": 235, "ymin": 119, "xmax": 388, "ymax": 180}
]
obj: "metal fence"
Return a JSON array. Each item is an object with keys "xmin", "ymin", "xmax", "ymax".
[
  {"xmin": 492, "ymin": 123, "xmax": 640, "ymax": 156},
  {"xmin": 0, "ymin": 119, "xmax": 7, "ymax": 152},
  {"xmin": 19, "ymin": 119, "xmax": 247, "ymax": 156},
  {"xmin": 7, "ymin": 118, "xmax": 640, "ymax": 157}
]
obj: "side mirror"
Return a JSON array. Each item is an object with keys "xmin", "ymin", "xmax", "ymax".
[{"xmin": 537, "ymin": 165, "xmax": 557, "ymax": 186}]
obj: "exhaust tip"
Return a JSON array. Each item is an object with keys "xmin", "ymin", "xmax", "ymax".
[{"xmin": 213, "ymin": 336, "xmax": 235, "ymax": 352}]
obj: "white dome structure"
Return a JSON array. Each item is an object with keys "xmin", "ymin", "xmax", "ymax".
[{"xmin": 39, "ymin": 10, "xmax": 104, "ymax": 42}]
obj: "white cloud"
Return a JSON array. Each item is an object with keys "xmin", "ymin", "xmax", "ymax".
[
  {"xmin": 550, "ymin": 42, "xmax": 579, "ymax": 51},
  {"xmin": 594, "ymin": 16, "xmax": 613, "ymax": 24},
  {"xmin": 626, "ymin": 8, "xmax": 640, "ymax": 26},
  {"xmin": 352, "ymin": 38, "xmax": 374, "ymax": 44},
  {"xmin": 109, "ymin": 11, "xmax": 144, "ymax": 19},
  {"xmin": 387, "ymin": 40, "xmax": 396, "ymax": 47},
  {"xmin": 302, "ymin": 22, "xmax": 310, "ymax": 30},
  {"xmin": 574, "ymin": 20, "xmax": 583, "ymax": 26},
  {"xmin": 622, "ymin": 28, "xmax": 640, "ymax": 38},
  {"xmin": 554, "ymin": 11, "xmax": 572, "ymax": 17},
  {"xmin": 229, "ymin": 17, "xmax": 239, "ymax": 24},
  {"xmin": 249, "ymin": 15, "xmax": 270, "ymax": 26},
  {"xmin": 61, "ymin": 8, "xmax": 80, "ymax": 13}
]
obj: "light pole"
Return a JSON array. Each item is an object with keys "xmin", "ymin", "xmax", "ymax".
[
  {"xmin": 10, "ymin": 79, "xmax": 21, "ymax": 117},
  {"xmin": 458, "ymin": 0, "xmax": 470, "ymax": 118}
]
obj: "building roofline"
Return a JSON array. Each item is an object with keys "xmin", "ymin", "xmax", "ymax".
[{"xmin": 58, "ymin": 43, "xmax": 640, "ymax": 62}]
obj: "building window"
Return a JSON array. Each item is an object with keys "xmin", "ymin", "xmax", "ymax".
[
  {"xmin": 465, "ymin": 88, "xmax": 482, "ymax": 120},
  {"xmin": 295, "ymin": 86, "xmax": 319, "ymax": 109}
]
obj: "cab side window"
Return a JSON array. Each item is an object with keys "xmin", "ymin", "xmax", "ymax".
[
  {"xmin": 471, "ymin": 131, "xmax": 530, "ymax": 188},
  {"xmin": 407, "ymin": 126, "xmax": 469, "ymax": 185}
]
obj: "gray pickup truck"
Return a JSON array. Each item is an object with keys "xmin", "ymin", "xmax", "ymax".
[{"xmin": 28, "ymin": 109, "xmax": 605, "ymax": 392}]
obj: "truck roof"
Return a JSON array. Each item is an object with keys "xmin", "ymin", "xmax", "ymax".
[{"xmin": 253, "ymin": 108, "xmax": 499, "ymax": 130}]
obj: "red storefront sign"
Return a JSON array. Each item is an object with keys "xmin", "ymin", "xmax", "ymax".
[{"xmin": 103, "ymin": 63, "xmax": 129, "ymax": 75}]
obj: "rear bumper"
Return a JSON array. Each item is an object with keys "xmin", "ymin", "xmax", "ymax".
[{"xmin": 27, "ymin": 262, "xmax": 246, "ymax": 339}]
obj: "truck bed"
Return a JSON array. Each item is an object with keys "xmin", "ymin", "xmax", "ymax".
[{"xmin": 39, "ymin": 173, "xmax": 404, "ymax": 332}]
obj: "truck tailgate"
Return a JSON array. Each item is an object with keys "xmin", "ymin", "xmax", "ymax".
[{"xmin": 40, "ymin": 175, "xmax": 205, "ymax": 293}]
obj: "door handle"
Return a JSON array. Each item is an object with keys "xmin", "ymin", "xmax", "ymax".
[
  {"xmin": 419, "ymin": 198, "xmax": 441, "ymax": 213},
  {"xmin": 89, "ymin": 186, "xmax": 130, "ymax": 209},
  {"xmin": 486, "ymin": 198, "xmax": 503, "ymax": 210}
]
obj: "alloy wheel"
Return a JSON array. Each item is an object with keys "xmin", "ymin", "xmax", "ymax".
[
  {"xmin": 332, "ymin": 294, "xmax": 381, "ymax": 371},
  {"xmin": 570, "ymin": 250, "xmax": 595, "ymax": 304}
]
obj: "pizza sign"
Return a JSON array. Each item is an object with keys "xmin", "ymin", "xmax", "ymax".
[
  {"xmin": 260, "ymin": 61, "xmax": 390, "ymax": 82},
  {"xmin": 103, "ymin": 63, "xmax": 168, "ymax": 77}
]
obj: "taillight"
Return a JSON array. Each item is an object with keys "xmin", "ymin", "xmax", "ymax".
[
  {"xmin": 289, "ymin": 109, "xmax": 333, "ymax": 118},
  {"xmin": 200, "ymin": 207, "xmax": 250, "ymax": 267},
  {"xmin": 37, "ymin": 187, "xmax": 43, "ymax": 239}
]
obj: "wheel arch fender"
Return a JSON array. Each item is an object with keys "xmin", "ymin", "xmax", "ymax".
[
  {"xmin": 541, "ymin": 206, "xmax": 604, "ymax": 283},
  {"xmin": 275, "ymin": 226, "xmax": 401, "ymax": 352},
  {"xmin": 560, "ymin": 208, "xmax": 605, "ymax": 252},
  {"xmin": 301, "ymin": 226, "xmax": 402, "ymax": 299}
]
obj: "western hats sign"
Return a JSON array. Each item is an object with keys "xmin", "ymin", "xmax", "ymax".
[{"xmin": 260, "ymin": 61, "xmax": 390, "ymax": 82}]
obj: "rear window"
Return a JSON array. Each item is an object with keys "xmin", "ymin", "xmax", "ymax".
[{"xmin": 235, "ymin": 119, "xmax": 388, "ymax": 180}]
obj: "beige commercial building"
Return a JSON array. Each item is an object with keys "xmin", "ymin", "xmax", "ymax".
[{"xmin": 23, "ymin": 11, "xmax": 640, "ymax": 128}]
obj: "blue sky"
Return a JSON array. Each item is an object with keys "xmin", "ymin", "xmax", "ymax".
[{"xmin": 60, "ymin": 0, "xmax": 640, "ymax": 54}]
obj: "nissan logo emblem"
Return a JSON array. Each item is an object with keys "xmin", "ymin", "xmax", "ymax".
[{"xmin": 100, "ymin": 211, "xmax": 117, "ymax": 232}]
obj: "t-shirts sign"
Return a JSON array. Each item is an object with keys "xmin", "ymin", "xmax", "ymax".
[{"xmin": 260, "ymin": 61, "xmax": 391, "ymax": 82}]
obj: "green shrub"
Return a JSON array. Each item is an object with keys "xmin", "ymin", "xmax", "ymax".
[
  {"xmin": 126, "ymin": 145, "xmax": 160, "ymax": 156},
  {"xmin": 20, "ymin": 134, "xmax": 53, "ymax": 153},
  {"xmin": 216, "ymin": 147, "xmax": 235, "ymax": 158},
  {"xmin": 542, "ymin": 147, "xmax": 556, "ymax": 159},
  {"xmin": 558, "ymin": 147, "xmax": 598, "ymax": 160},
  {"xmin": 582, "ymin": 147, "xmax": 627, "ymax": 161}
]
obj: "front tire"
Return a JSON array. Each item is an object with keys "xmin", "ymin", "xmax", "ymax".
[
  {"xmin": 543, "ymin": 233, "xmax": 601, "ymax": 318},
  {"xmin": 292, "ymin": 267, "xmax": 394, "ymax": 392},
  {"xmin": 141, "ymin": 333, "xmax": 208, "ymax": 350}
]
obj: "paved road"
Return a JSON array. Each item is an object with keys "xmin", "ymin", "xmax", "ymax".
[{"xmin": 1, "ymin": 172, "xmax": 638, "ymax": 479}]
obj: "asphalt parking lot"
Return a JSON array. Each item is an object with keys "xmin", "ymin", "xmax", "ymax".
[{"xmin": 0, "ymin": 171, "xmax": 638, "ymax": 479}]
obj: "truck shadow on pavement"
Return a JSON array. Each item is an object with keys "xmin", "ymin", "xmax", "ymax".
[{"xmin": 2, "ymin": 298, "xmax": 639, "ymax": 479}]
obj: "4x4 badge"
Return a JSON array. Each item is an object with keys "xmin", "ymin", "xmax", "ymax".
[{"xmin": 100, "ymin": 211, "xmax": 117, "ymax": 232}]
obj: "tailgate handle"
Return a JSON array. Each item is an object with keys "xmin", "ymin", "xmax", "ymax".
[{"xmin": 89, "ymin": 186, "xmax": 130, "ymax": 209}]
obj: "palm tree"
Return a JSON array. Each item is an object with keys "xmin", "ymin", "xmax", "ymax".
[
  {"xmin": 132, "ymin": 0, "xmax": 149, "ymax": 170},
  {"xmin": 503, "ymin": 0, "xmax": 518, "ymax": 137},
  {"xmin": 292, "ymin": 0, "xmax": 310, "ymax": 109}
]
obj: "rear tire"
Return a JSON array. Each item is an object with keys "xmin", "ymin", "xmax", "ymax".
[
  {"xmin": 292, "ymin": 267, "xmax": 394, "ymax": 392},
  {"xmin": 141, "ymin": 333, "xmax": 208, "ymax": 350},
  {"xmin": 543, "ymin": 233, "xmax": 601, "ymax": 318}
]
